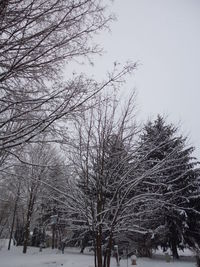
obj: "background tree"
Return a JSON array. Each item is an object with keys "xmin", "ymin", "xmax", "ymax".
[
  {"xmin": 0, "ymin": 142, "xmax": 65, "ymax": 253},
  {"xmin": 38, "ymin": 159, "xmax": 69, "ymax": 249},
  {"xmin": 135, "ymin": 115, "xmax": 200, "ymax": 258},
  {"xmin": 20, "ymin": 144, "xmax": 65, "ymax": 253}
]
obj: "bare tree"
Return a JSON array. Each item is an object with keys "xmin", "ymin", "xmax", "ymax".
[
  {"xmin": 17, "ymin": 144, "xmax": 62, "ymax": 253},
  {"xmin": 7, "ymin": 176, "xmax": 21, "ymax": 250},
  {"xmin": 0, "ymin": 0, "xmax": 111, "ymax": 85},
  {"xmin": 0, "ymin": 142, "xmax": 64, "ymax": 253},
  {"xmin": 66, "ymin": 94, "xmax": 142, "ymax": 267},
  {"xmin": 0, "ymin": 0, "xmax": 137, "ymax": 158}
]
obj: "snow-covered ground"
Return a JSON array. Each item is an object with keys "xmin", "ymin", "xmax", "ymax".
[{"xmin": 0, "ymin": 245, "xmax": 196, "ymax": 267}]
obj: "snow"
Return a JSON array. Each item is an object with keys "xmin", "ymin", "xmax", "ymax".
[
  {"xmin": 0, "ymin": 246, "xmax": 196, "ymax": 267},
  {"xmin": 155, "ymin": 247, "xmax": 195, "ymax": 257}
]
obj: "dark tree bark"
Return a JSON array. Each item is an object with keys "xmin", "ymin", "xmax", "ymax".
[
  {"xmin": 23, "ymin": 189, "xmax": 35, "ymax": 253},
  {"xmin": 171, "ymin": 237, "xmax": 179, "ymax": 259},
  {"xmin": 96, "ymin": 228, "xmax": 103, "ymax": 267},
  {"xmin": 8, "ymin": 188, "xmax": 20, "ymax": 250},
  {"xmin": 52, "ymin": 224, "xmax": 55, "ymax": 249},
  {"xmin": 196, "ymin": 254, "xmax": 200, "ymax": 267},
  {"xmin": 105, "ymin": 234, "xmax": 113, "ymax": 267},
  {"xmin": 8, "ymin": 180, "xmax": 21, "ymax": 250}
]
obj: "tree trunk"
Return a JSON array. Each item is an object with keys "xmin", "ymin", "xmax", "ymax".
[
  {"xmin": 8, "ymin": 186, "xmax": 20, "ymax": 250},
  {"xmin": 96, "ymin": 193, "xmax": 103, "ymax": 267},
  {"xmin": 23, "ymin": 211, "xmax": 32, "ymax": 253},
  {"xmin": 105, "ymin": 234, "xmax": 113, "ymax": 267},
  {"xmin": 8, "ymin": 199, "xmax": 17, "ymax": 250},
  {"xmin": 196, "ymin": 253, "xmax": 200, "ymax": 267},
  {"xmin": 171, "ymin": 238, "xmax": 179, "ymax": 259},
  {"xmin": 96, "ymin": 230, "xmax": 103, "ymax": 267},
  {"xmin": 52, "ymin": 224, "xmax": 55, "ymax": 249},
  {"xmin": 23, "ymin": 191, "xmax": 34, "ymax": 254},
  {"xmin": 55, "ymin": 228, "xmax": 58, "ymax": 248},
  {"xmin": 103, "ymin": 251, "xmax": 107, "ymax": 267},
  {"xmin": 93, "ymin": 236, "xmax": 97, "ymax": 267}
]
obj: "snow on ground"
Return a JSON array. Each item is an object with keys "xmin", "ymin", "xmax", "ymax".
[
  {"xmin": 0, "ymin": 246, "xmax": 196, "ymax": 267},
  {"xmin": 155, "ymin": 246, "xmax": 195, "ymax": 257}
]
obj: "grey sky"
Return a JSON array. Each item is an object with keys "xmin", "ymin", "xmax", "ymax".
[{"xmin": 67, "ymin": 0, "xmax": 200, "ymax": 157}]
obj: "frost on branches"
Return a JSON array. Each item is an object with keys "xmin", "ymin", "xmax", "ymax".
[{"xmin": 64, "ymin": 106, "xmax": 200, "ymax": 267}]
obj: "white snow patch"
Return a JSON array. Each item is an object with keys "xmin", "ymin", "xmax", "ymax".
[{"xmin": 0, "ymin": 246, "xmax": 196, "ymax": 267}]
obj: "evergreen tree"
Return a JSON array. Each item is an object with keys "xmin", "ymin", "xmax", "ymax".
[{"xmin": 136, "ymin": 115, "xmax": 200, "ymax": 258}]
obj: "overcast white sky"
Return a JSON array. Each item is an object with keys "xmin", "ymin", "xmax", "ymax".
[{"xmin": 68, "ymin": 0, "xmax": 200, "ymax": 157}]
